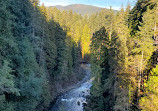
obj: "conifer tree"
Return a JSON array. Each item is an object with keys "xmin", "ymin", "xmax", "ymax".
[{"xmin": 81, "ymin": 24, "xmax": 91, "ymax": 60}]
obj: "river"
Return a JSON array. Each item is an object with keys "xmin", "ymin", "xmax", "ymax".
[{"xmin": 50, "ymin": 64, "xmax": 93, "ymax": 111}]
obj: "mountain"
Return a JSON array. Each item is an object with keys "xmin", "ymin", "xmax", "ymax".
[{"xmin": 51, "ymin": 4, "xmax": 109, "ymax": 16}]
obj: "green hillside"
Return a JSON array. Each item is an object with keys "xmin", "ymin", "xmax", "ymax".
[{"xmin": 52, "ymin": 4, "xmax": 113, "ymax": 15}]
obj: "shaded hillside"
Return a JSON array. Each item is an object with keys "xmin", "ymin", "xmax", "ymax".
[{"xmin": 51, "ymin": 4, "xmax": 111, "ymax": 15}]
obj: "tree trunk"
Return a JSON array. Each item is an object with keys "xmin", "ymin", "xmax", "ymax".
[
  {"xmin": 138, "ymin": 51, "xmax": 143, "ymax": 97},
  {"xmin": 154, "ymin": 22, "xmax": 157, "ymax": 40}
]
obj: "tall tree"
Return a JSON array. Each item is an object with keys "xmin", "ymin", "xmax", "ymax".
[{"xmin": 81, "ymin": 24, "xmax": 91, "ymax": 60}]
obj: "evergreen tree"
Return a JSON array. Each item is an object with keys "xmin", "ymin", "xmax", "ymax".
[
  {"xmin": 139, "ymin": 65, "xmax": 158, "ymax": 111},
  {"xmin": 81, "ymin": 24, "xmax": 91, "ymax": 60}
]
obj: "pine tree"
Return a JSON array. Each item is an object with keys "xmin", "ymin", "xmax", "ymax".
[
  {"xmin": 105, "ymin": 7, "xmax": 115, "ymax": 40},
  {"xmin": 81, "ymin": 24, "xmax": 91, "ymax": 60},
  {"xmin": 113, "ymin": 6, "xmax": 130, "ymax": 111}
]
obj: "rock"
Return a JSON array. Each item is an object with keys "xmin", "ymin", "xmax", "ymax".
[
  {"xmin": 77, "ymin": 101, "xmax": 80, "ymax": 106},
  {"xmin": 83, "ymin": 102, "xmax": 87, "ymax": 106}
]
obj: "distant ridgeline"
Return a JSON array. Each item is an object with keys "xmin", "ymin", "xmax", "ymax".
[
  {"xmin": 0, "ymin": 0, "xmax": 158, "ymax": 111},
  {"xmin": 51, "ymin": 4, "xmax": 118, "ymax": 16}
]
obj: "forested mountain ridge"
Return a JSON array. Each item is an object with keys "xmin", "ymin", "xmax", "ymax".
[{"xmin": 51, "ymin": 4, "xmax": 117, "ymax": 15}]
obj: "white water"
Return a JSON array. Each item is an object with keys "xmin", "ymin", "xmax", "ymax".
[{"xmin": 50, "ymin": 66, "xmax": 93, "ymax": 111}]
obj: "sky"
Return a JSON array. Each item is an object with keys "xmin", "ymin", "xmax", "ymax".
[{"xmin": 40, "ymin": 0, "xmax": 136, "ymax": 10}]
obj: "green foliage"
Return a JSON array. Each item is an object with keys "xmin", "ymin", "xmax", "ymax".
[
  {"xmin": 0, "ymin": 95, "xmax": 15, "ymax": 111},
  {"xmin": 140, "ymin": 65, "xmax": 158, "ymax": 111},
  {"xmin": 86, "ymin": 1, "xmax": 157, "ymax": 111},
  {"xmin": 0, "ymin": 0, "xmax": 83, "ymax": 110},
  {"xmin": 81, "ymin": 24, "xmax": 91, "ymax": 59},
  {"xmin": 1, "ymin": 0, "xmax": 157, "ymax": 110},
  {"xmin": 0, "ymin": 60, "xmax": 19, "ymax": 95},
  {"xmin": 0, "ymin": 60, "xmax": 20, "ymax": 111}
]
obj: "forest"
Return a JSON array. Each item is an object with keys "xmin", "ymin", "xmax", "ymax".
[{"xmin": 0, "ymin": 0, "xmax": 158, "ymax": 111}]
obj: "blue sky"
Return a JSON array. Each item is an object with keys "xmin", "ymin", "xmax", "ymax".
[{"xmin": 40, "ymin": 0, "xmax": 136, "ymax": 10}]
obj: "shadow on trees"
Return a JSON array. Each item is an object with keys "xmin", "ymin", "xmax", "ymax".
[{"xmin": 0, "ymin": 0, "xmax": 85, "ymax": 111}]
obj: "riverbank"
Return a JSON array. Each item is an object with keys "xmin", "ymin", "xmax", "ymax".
[
  {"xmin": 40, "ymin": 64, "xmax": 90, "ymax": 111},
  {"xmin": 49, "ymin": 64, "xmax": 92, "ymax": 111}
]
